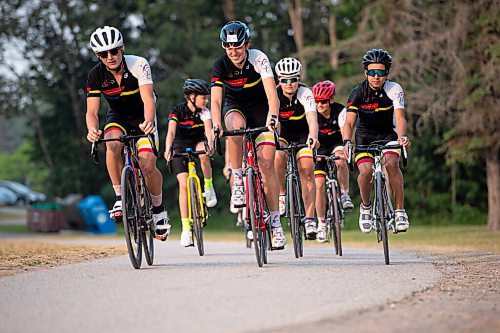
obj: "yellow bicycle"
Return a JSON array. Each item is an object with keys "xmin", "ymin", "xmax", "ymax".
[{"xmin": 169, "ymin": 148, "xmax": 208, "ymax": 256}]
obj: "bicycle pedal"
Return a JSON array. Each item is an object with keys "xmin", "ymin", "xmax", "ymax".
[
  {"xmin": 271, "ymin": 245, "xmax": 285, "ymax": 251},
  {"xmin": 234, "ymin": 203, "xmax": 246, "ymax": 208}
]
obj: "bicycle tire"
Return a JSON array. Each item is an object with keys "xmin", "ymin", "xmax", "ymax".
[
  {"xmin": 332, "ymin": 181, "xmax": 343, "ymax": 256},
  {"xmin": 190, "ymin": 178, "xmax": 204, "ymax": 256},
  {"xmin": 255, "ymin": 175, "xmax": 268, "ymax": 264},
  {"xmin": 287, "ymin": 175, "xmax": 301, "ymax": 258},
  {"xmin": 293, "ymin": 178, "xmax": 304, "ymax": 257},
  {"xmin": 247, "ymin": 170, "xmax": 263, "ymax": 267},
  {"xmin": 121, "ymin": 166, "xmax": 142, "ymax": 269},
  {"xmin": 376, "ymin": 172, "xmax": 390, "ymax": 265},
  {"xmin": 138, "ymin": 169, "xmax": 154, "ymax": 266}
]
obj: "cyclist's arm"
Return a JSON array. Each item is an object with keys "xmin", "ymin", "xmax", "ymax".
[
  {"xmin": 305, "ymin": 111, "xmax": 318, "ymax": 141},
  {"xmin": 210, "ymin": 86, "xmax": 223, "ymax": 130},
  {"xmin": 164, "ymin": 120, "xmax": 177, "ymax": 160},
  {"xmin": 394, "ymin": 108, "xmax": 407, "ymax": 139},
  {"xmin": 86, "ymin": 97, "xmax": 101, "ymax": 141},
  {"xmin": 139, "ymin": 83, "xmax": 156, "ymax": 123},
  {"xmin": 262, "ymin": 77, "xmax": 279, "ymax": 119},
  {"xmin": 342, "ymin": 111, "xmax": 357, "ymax": 142}
]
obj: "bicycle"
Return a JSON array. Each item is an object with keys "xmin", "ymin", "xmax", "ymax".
[
  {"xmin": 279, "ymin": 141, "xmax": 310, "ymax": 259},
  {"xmin": 349, "ymin": 140, "xmax": 407, "ymax": 265},
  {"xmin": 91, "ymin": 133, "xmax": 158, "ymax": 269},
  {"xmin": 315, "ymin": 154, "xmax": 344, "ymax": 256},
  {"xmin": 225, "ymin": 168, "xmax": 251, "ymax": 249},
  {"xmin": 216, "ymin": 126, "xmax": 277, "ymax": 267},
  {"xmin": 167, "ymin": 148, "xmax": 209, "ymax": 256}
]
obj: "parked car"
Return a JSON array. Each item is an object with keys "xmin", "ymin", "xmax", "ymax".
[
  {"xmin": 0, "ymin": 187, "xmax": 17, "ymax": 206},
  {"xmin": 0, "ymin": 181, "xmax": 46, "ymax": 205}
]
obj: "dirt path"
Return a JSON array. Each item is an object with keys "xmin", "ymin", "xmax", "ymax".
[{"xmin": 271, "ymin": 251, "xmax": 499, "ymax": 333}]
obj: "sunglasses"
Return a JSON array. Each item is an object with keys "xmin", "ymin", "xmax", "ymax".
[
  {"xmin": 96, "ymin": 47, "xmax": 120, "ymax": 58},
  {"xmin": 316, "ymin": 99, "xmax": 330, "ymax": 104},
  {"xmin": 279, "ymin": 77, "xmax": 299, "ymax": 84},
  {"xmin": 221, "ymin": 41, "xmax": 246, "ymax": 49},
  {"xmin": 366, "ymin": 69, "xmax": 388, "ymax": 77}
]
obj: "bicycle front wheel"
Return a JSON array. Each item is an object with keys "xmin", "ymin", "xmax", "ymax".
[
  {"xmin": 247, "ymin": 170, "xmax": 263, "ymax": 267},
  {"xmin": 138, "ymin": 169, "xmax": 154, "ymax": 266},
  {"xmin": 375, "ymin": 172, "xmax": 390, "ymax": 265},
  {"xmin": 332, "ymin": 182, "xmax": 343, "ymax": 256},
  {"xmin": 121, "ymin": 166, "xmax": 142, "ymax": 269},
  {"xmin": 190, "ymin": 178, "xmax": 204, "ymax": 256},
  {"xmin": 287, "ymin": 175, "xmax": 301, "ymax": 258}
]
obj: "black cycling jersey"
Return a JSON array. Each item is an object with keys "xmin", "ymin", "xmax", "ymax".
[
  {"xmin": 168, "ymin": 102, "xmax": 210, "ymax": 147},
  {"xmin": 86, "ymin": 55, "xmax": 154, "ymax": 121},
  {"xmin": 277, "ymin": 85, "xmax": 316, "ymax": 144},
  {"xmin": 346, "ymin": 80, "xmax": 405, "ymax": 135},
  {"xmin": 211, "ymin": 49, "xmax": 274, "ymax": 124},
  {"xmin": 317, "ymin": 102, "xmax": 344, "ymax": 149}
]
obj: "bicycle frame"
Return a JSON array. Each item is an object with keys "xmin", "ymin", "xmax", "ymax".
[{"xmin": 185, "ymin": 156, "xmax": 207, "ymax": 222}]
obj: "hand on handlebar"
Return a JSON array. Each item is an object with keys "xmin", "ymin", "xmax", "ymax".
[
  {"xmin": 164, "ymin": 146, "xmax": 173, "ymax": 161},
  {"xmin": 308, "ymin": 137, "xmax": 320, "ymax": 150},
  {"xmin": 398, "ymin": 136, "xmax": 411, "ymax": 148},
  {"xmin": 266, "ymin": 114, "xmax": 280, "ymax": 133},
  {"xmin": 87, "ymin": 128, "xmax": 102, "ymax": 142},
  {"xmin": 139, "ymin": 120, "xmax": 156, "ymax": 135}
]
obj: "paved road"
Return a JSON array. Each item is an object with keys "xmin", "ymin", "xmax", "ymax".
[{"xmin": 0, "ymin": 241, "xmax": 440, "ymax": 333}]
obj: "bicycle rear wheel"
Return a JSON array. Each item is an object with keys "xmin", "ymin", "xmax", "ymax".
[
  {"xmin": 375, "ymin": 173, "xmax": 390, "ymax": 265},
  {"xmin": 121, "ymin": 166, "xmax": 142, "ymax": 269},
  {"xmin": 138, "ymin": 169, "xmax": 154, "ymax": 266},
  {"xmin": 190, "ymin": 178, "xmax": 204, "ymax": 256},
  {"xmin": 247, "ymin": 170, "xmax": 264, "ymax": 267}
]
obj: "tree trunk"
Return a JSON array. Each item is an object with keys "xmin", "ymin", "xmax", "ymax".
[
  {"xmin": 222, "ymin": 0, "xmax": 236, "ymax": 21},
  {"xmin": 486, "ymin": 147, "xmax": 499, "ymax": 231},
  {"xmin": 328, "ymin": 11, "xmax": 339, "ymax": 69},
  {"xmin": 285, "ymin": 0, "xmax": 307, "ymax": 79}
]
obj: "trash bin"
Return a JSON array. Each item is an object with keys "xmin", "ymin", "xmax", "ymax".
[
  {"xmin": 27, "ymin": 203, "xmax": 67, "ymax": 232},
  {"xmin": 57, "ymin": 193, "xmax": 86, "ymax": 230},
  {"xmin": 77, "ymin": 195, "xmax": 116, "ymax": 234}
]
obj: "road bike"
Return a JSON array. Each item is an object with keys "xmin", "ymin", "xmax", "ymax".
[
  {"xmin": 91, "ymin": 133, "xmax": 158, "ymax": 269},
  {"xmin": 279, "ymin": 142, "xmax": 309, "ymax": 259},
  {"xmin": 225, "ymin": 168, "xmax": 251, "ymax": 249},
  {"xmin": 168, "ymin": 148, "xmax": 209, "ymax": 256},
  {"xmin": 350, "ymin": 140, "xmax": 407, "ymax": 265},
  {"xmin": 216, "ymin": 126, "xmax": 277, "ymax": 267},
  {"xmin": 315, "ymin": 154, "xmax": 344, "ymax": 256}
]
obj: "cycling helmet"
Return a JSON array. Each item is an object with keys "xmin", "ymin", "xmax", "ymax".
[
  {"xmin": 183, "ymin": 79, "xmax": 210, "ymax": 95},
  {"xmin": 220, "ymin": 21, "xmax": 250, "ymax": 44},
  {"xmin": 275, "ymin": 57, "xmax": 302, "ymax": 78},
  {"xmin": 362, "ymin": 48, "xmax": 392, "ymax": 70},
  {"xmin": 312, "ymin": 80, "xmax": 336, "ymax": 101},
  {"xmin": 90, "ymin": 26, "xmax": 124, "ymax": 53}
]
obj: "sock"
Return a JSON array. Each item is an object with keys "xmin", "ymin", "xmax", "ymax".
[
  {"xmin": 181, "ymin": 217, "xmax": 191, "ymax": 231},
  {"xmin": 204, "ymin": 178, "xmax": 213, "ymax": 190},
  {"xmin": 270, "ymin": 211, "xmax": 281, "ymax": 228},
  {"xmin": 115, "ymin": 195, "xmax": 121, "ymax": 202},
  {"xmin": 151, "ymin": 192, "xmax": 162, "ymax": 207},
  {"xmin": 361, "ymin": 201, "xmax": 371, "ymax": 209},
  {"xmin": 113, "ymin": 185, "xmax": 121, "ymax": 196},
  {"xmin": 341, "ymin": 189, "xmax": 349, "ymax": 196},
  {"xmin": 318, "ymin": 216, "xmax": 326, "ymax": 225},
  {"xmin": 233, "ymin": 168, "xmax": 243, "ymax": 185}
]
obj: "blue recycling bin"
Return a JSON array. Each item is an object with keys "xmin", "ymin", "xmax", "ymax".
[{"xmin": 77, "ymin": 195, "xmax": 116, "ymax": 234}]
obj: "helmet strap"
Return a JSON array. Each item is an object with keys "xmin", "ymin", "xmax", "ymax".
[{"xmin": 187, "ymin": 95, "xmax": 202, "ymax": 114}]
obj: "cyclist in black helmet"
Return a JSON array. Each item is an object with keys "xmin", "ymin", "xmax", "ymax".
[
  {"xmin": 164, "ymin": 79, "xmax": 216, "ymax": 247},
  {"xmin": 342, "ymin": 48, "xmax": 411, "ymax": 234},
  {"xmin": 210, "ymin": 20, "xmax": 286, "ymax": 250}
]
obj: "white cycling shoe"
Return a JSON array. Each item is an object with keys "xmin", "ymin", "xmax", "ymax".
[
  {"xmin": 180, "ymin": 229, "xmax": 193, "ymax": 247},
  {"xmin": 316, "ymin": 224, "xmax": 328, "ymax": 243},
  {"xmin": 359, "ymin": 203, "xmax": 373, "ymax": 234},
  {"xmin": 109, "ymin": 200, "xmax": 122, "ymax": 221},
  {"xmin": 279, "ymin": 194, "xmax": 286, "ymax": 216},
  {"xmin": 395, "ymin": 210, "xmax": 410, "ymax": 232},
  {"xmin": 154, "ymin": 210, "xmax": 171, "ymax": 241},
  {"xmin": 231, "ymin": 184, "xmax": 245, "ymax": 208},
  {"xmin": 203, "ymin": 188, "xmax": 217, "ymax": 208},
  {"xmin": 271, "ymin": 226, "xmax": 286, "ymax": 250},
  {"xmin": 304, "ymin": 219, "xmax": 317, "ymax": 240}
]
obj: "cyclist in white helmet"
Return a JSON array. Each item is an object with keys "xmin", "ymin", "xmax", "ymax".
[
  {"xmin": 274, "ymin": 57, "xmax": 319, "ymax": 240},
  {"xmin": 85, "ymin": 26, "xmax": 171, "ymax": 240}
]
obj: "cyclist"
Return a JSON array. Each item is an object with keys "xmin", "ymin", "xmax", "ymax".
[
  {"xmin": 210, "ymin": 21, "xmax": 286, "ymax": 249},
  {"xmin": 274, "ymin": 57, "xmax": 319, "ymax": 240},
  {"xmin": 85, "ymin": 26, "xmax": 171, "ymax": 240},
  {"xmin": 312, "ymin": 80, "xmax": 353, "ymax": 243},
  {"xmin": 342, "ymin": 49, "xmax": 410, "ymax": 233},
  {"xmin": 164, "ymin": 79, "xmax": 217, "ymax": 247}
]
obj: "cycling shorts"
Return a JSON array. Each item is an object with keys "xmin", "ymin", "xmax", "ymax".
[
  {"xmin": 104, "ymin": 112, "xmax": 159, "ymax": 153},
  {"xmin": 354, "ymin": 130, "xmax": 399, "ymax": 166},
  {"xmin": 314, "ymin": 145, "xmax": 344, "ymax": 179},
  {"xmin": 171, "ymin": 140, "xmax": 207, "ymax": 175}
]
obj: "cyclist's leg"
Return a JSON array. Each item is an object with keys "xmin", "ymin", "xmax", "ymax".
[
  {"xmin": 196, "ymin": 141, "xmax": 217, "ymax": 207},
  {"xmin": 297, "ymin": 147, "xmax": 317, "ymax": 237},
  {"xmin": 223, "ymin": 108, "xmax": 246, "ymax": 206},
  {"xmin": 354, "ymin": 147, "xmax": 374, "ymax": 233},
  {"xmin": 333, "ymin": 145, "xmax": 354, "ymax": 211},
  {"xmin": 171, "ymin": 148, "xmax": 193, "ymax": 245},
  {"xmin": 103, "ymin": 116, "xmax": 126, "ymax": 218}
]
